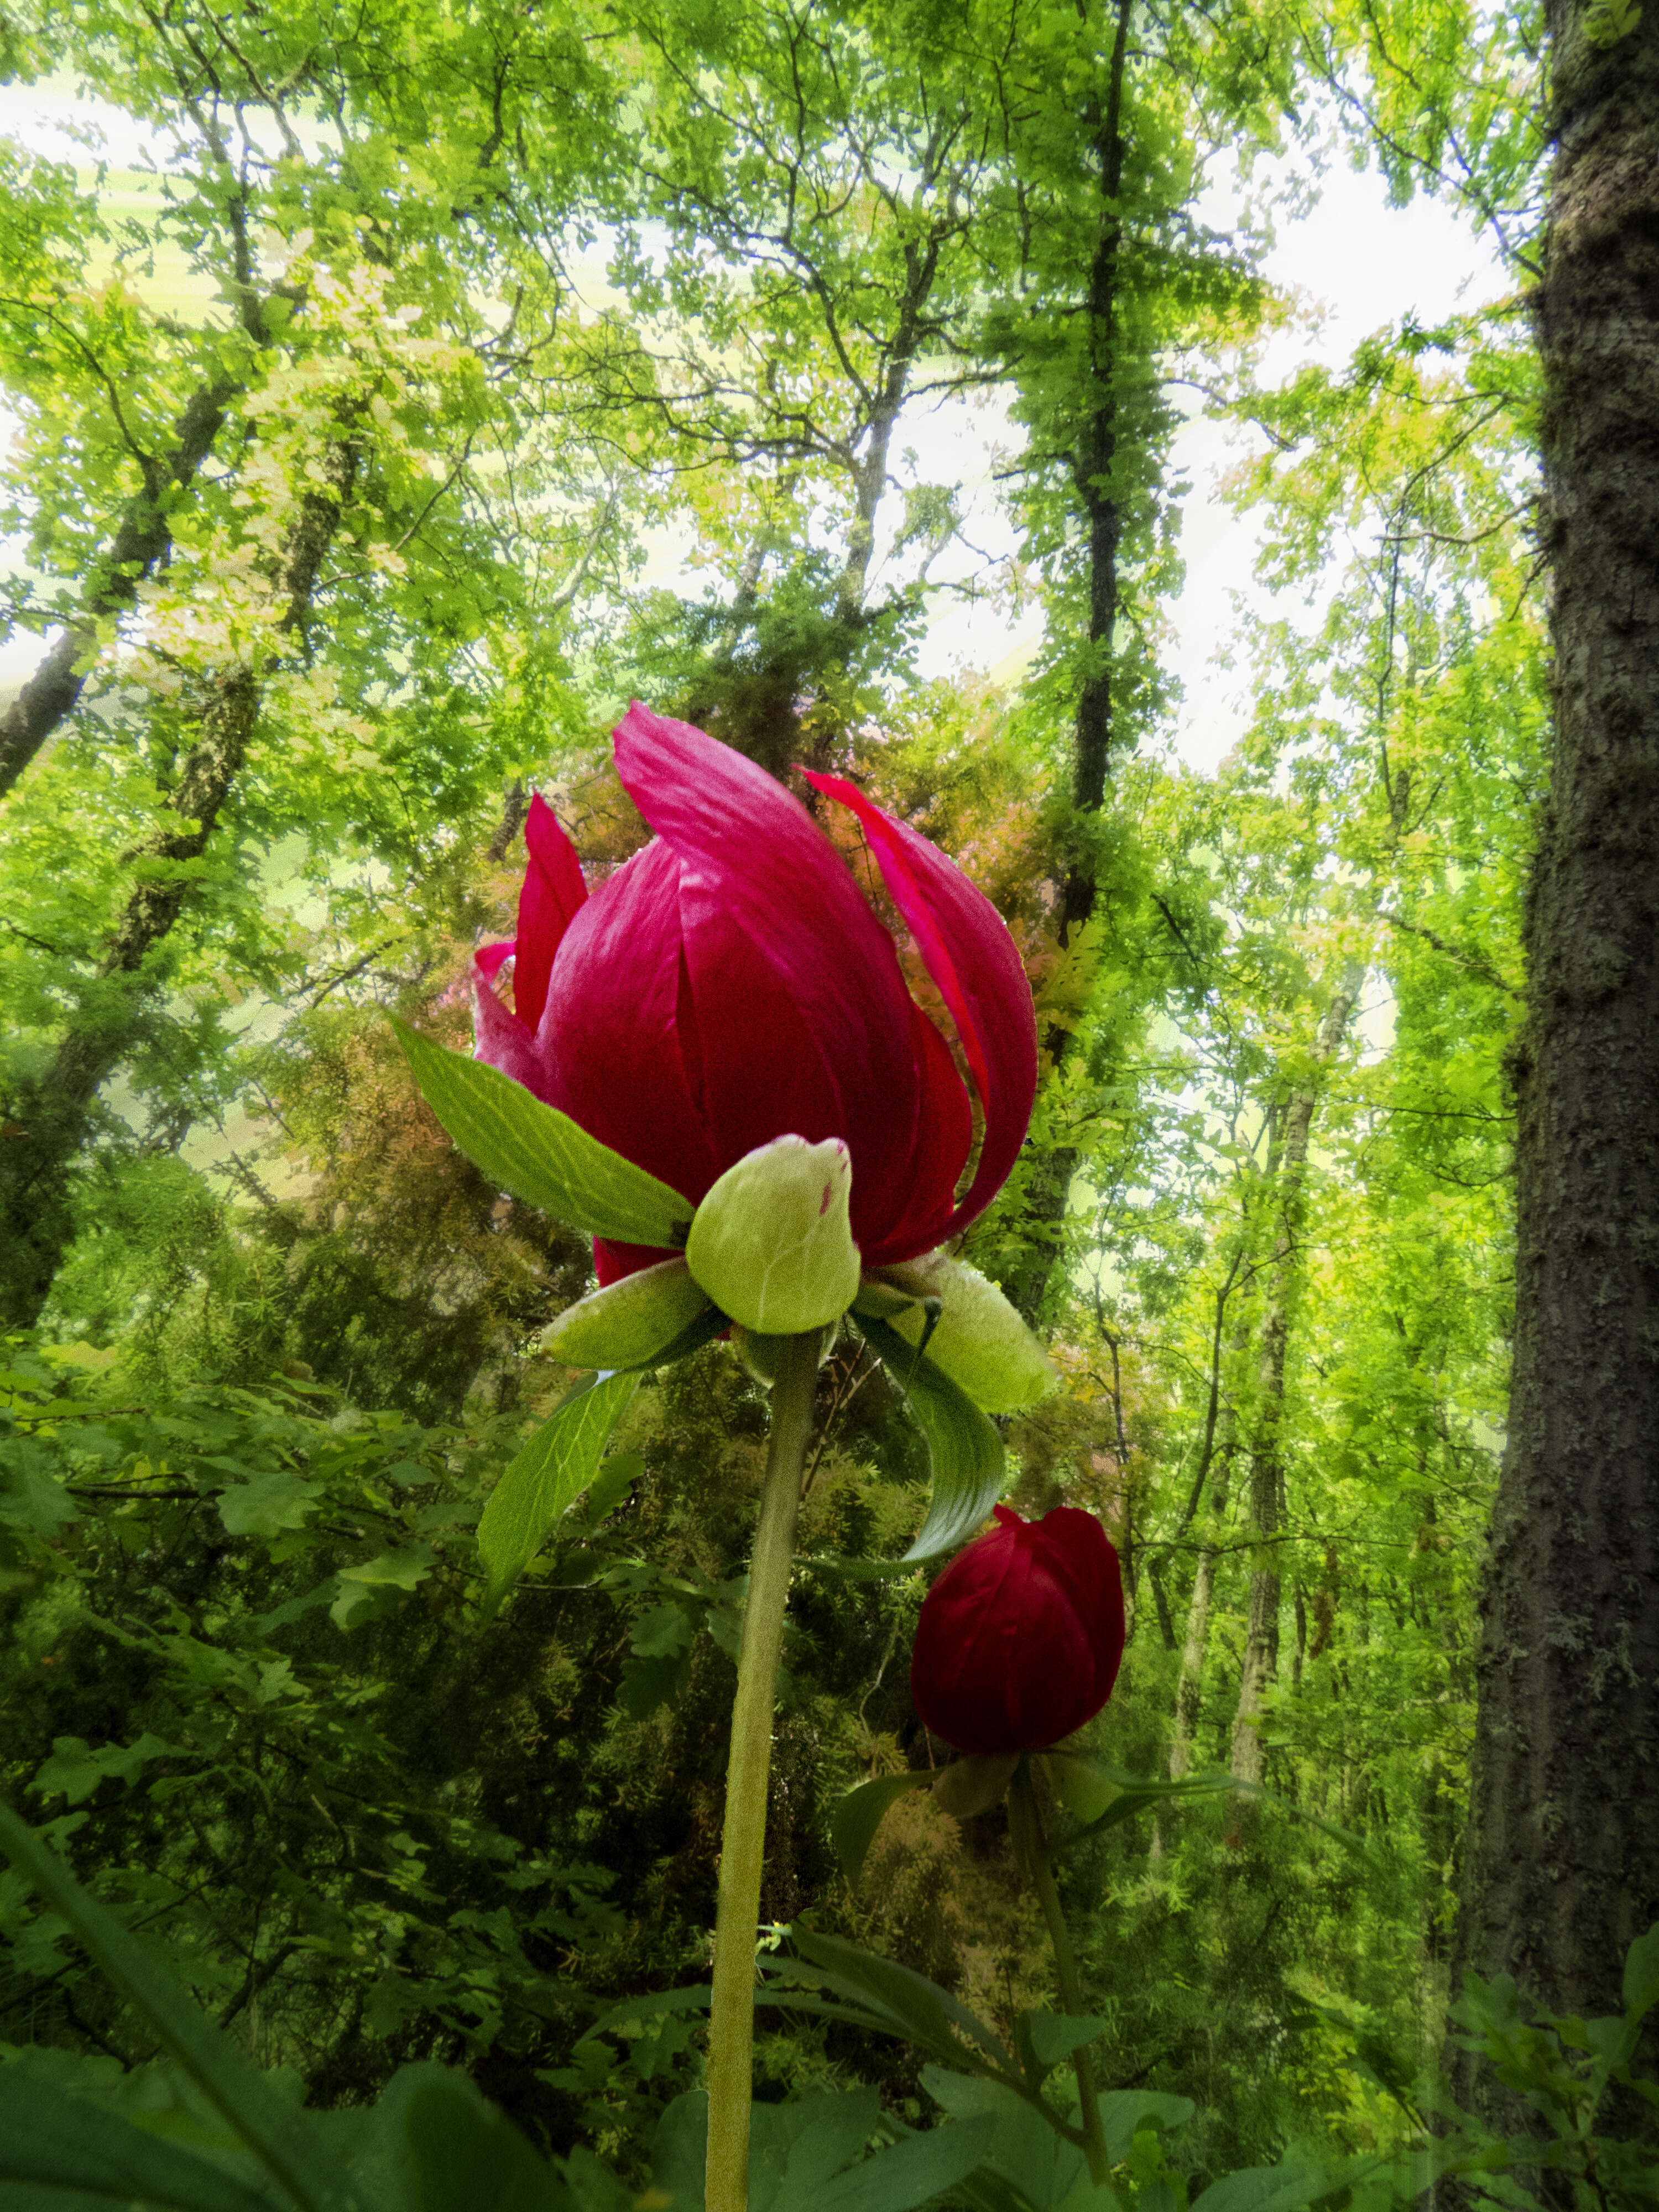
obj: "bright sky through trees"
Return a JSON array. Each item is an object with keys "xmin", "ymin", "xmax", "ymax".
[{"xmin": 1, "ymin": 75, "xmax": 1503, "ymax": 780}]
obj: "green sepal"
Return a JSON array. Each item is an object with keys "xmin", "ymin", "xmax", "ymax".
[
  {"xmin": 874, "ymin": 1253, "xmax": 1057, "ymax": 1413},
  {"xmin": 807, "ymin": 1316, "xmax": 1003, "ymax": 1578},
  {"xmin": 391, "ymin": 1015, "xmax": 694, "ymax": 1248},
  {"xmin": 478, "ymin": 1370, "xmax": 639, "ymax": 1614},
  {"xmin": 933, "ymin": 1751, "xmax": 1019, "ymax": 1820},
  {"xmin": 541, "ymin": 1257, "xmax": 714, "ymax": 1370},
  {"xmin": 685, "ymin": 1134, "xmax": 860, "ymax": 1333}
]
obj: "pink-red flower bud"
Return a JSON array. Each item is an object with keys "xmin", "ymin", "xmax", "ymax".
[
  {"xmin": 472, "ymin": 705, "xmax": 1038, "ymax": 1287},
  {"xmin": 909, "ymin": 1504, "xmax": 1125, "ymax": 1755}
]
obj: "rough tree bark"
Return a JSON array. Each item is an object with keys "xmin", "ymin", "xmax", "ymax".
[
  {"xmin": 1453, "ymin": 0, "xmax": 1659, "ymax": 2047},
  {"xmin": 0, "ymin": 436, "xmax": 361, "ymax": 1329}
]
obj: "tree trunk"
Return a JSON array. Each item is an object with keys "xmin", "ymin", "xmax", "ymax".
[
  {"xmin": 1170, "ymin": 1444, "xmax": 1234, "ymax": 1782},
  {"xmin": 1454, "ymin": 0, "xmax": 1659, "ymax": 2049},
  {"xmin": 1006, "ymin": 0, "xmax": 1131, "ymax": 1326},
  {"xmin": 1229, "ymin": 966, "xmax": 1363, "ymax": 1784},
  {"xmin": 0, "ymin": 437, "xmax": 360, "ymax": 1328},
  {"xmin": 0, "ymin": 282, "xmax": 293, "ymax": 802}
]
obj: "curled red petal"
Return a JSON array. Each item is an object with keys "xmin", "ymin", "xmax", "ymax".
[
  {"xmin": 514, "ymin": 793, "xmax": 588, "ymax": 1035},
  {"xmin": 613, "ymin": 703, "xmax": 921, "ymax": 1225},
  {"xmin": 476, "ymin": 939, "xmax": 515, "ymax": 982},
  {"xmin": 803, "ymin": 771, "xmax": 1037, "ymax": 1236},
  {"xmin": 538, "ymin": 839, "xmax": 718, "ymax": 1208},
  {"xmin": 674, "ymin": 864, "xmax": 912, "ymax": 1248},
  {"xmin": 471, "ymin": 951, "xmax": 554, "ymax": 1103},
  {"xmin": 860, "ymin": 998, "xmax": 973, "ymax": 1268}
]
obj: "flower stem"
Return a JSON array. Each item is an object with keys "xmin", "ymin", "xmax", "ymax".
[
  {"xmin": 1008, "ymin": 1757, "xmax": 1110, "ymax": 2187},
  {"xmin": 705, "ymin": 1331, "xmax": 820, "ymax": 2212}
]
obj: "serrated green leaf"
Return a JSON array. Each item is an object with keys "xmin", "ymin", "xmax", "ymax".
[
  {"xmin": 0, "ymin": 1801, "xmax": 358, "ymax": 2212},
  {"xmin": 478, "ymin": 1373, "xmax": 639, "ymax": 1612},
  {"xmin": 391, "ymin": 1016, "xmax": 693, "ymax": 1248}
]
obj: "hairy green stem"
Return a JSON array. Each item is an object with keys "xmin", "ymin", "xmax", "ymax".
[
  {"xmin": 705, "ymin": 1331, "xmax": 820, "ymax": 2212},
  {"xmin": 1008, "ymin": 1757, "xmax": 1110, "ymax": 2186}
]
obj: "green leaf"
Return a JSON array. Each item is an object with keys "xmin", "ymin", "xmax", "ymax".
[
  {"xmin": 0, "ymin": 2065, "xmax": 277, "ymax": 2212},
  {"xmin": 776, "ymin": 1930, "xmax": 1016, "ymax": 2079},
  {"xmin": 685, "ymin": 1136, "xmax": 860, "ymax": 1334},
  {"xmin": 478, "ymin": 1373, "xmax": 639, "ymax": 1612},
  {"xmin": 541, "ymin": 1259, "xmax": 713, "ymax": 1370},
  {"xmin": 31, "ymin": 1732, "xmax": 185, "ymax": 1808},
  {"xmin": 1035, "ymin": 1751, "xmax": 1121, "ymax": 1830},
  {"xmin": 651, "ymin": 2086, "xmax": 995, "ymax": 2212},
  {"xmin": 1187, "ymin": 2160, "xmax": 1335, "ymax": 2212},
  {"xmin": 1022, "ymin": 2015, "xmax": 1109, "ymax": 2072},
  {"xmin": 0, "ymin": 1800, "xmax": 359, "ymax": 2212},
  {"xmin": 919, "ymin": 2070, "xmax": 1088, "ymax": 2212},
  {"xmin": 1096, "ymin": 2092, "xmax": 1197, "ymax": 2158},
  {"xmin": 1622, "ymin": 1922, "xmax": 1659, "ymax": 2027},
  {"xmin": 216, "ymin": 1469, "xmax": 322, "ymax": 1538},
  {"xmin": 341, "ymin": 2062, "xmax": 571, "ymax": 2212},
  {"xmin": 813, "ymin": 1318, "xmax": 1001, "ymax": 1575},
  {"xmin": 391, "ymin": 1016, "xmax": 693, "ymax": 1247},
  {"xmin": 932, "ymin": 1753, "xmax": 1019, "ymax": 1821},
  {"xmin": 830, "ymin": 1771, "xmax": 937, "ymax": 1884}
]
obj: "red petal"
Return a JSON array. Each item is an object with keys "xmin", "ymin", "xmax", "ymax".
[
  {"xmin": 471, "ymin": 951, "xmax": 554, "ymax": 1102},
  {"xmin": 674, "ymin": 864, "xmax": 913, "ymax": 1247},
  {"xmin": 476, "ymin": 940, "xmax": 514, "ymax": 982},
  {"xmin": 539, "ymin": 839, "xmax": 718, "ymax": 1207},
  {"xmin": 860, "ymin": 998, "xmax": 973, "ymax": 1267},
  {"xmin": 515, "ymin": 793, "xmax": 588, "ymax": 1036},
  {"xmin": 594, "ymin": 1235, "xmax": 680, "ymax": 1287},
  {"xmin": 803, "ymin": 771, "xmax": 1036, "ymax": 1235},
  {"xmin": 613, "ymin": 704, "xmax": 921, "ymax": 1218}
]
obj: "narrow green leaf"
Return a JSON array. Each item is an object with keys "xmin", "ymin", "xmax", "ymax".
[
  {"xmin": 0, "ymin": 2067, "xmax": 277, "ymax": 2212},
  {"xmin": 391, "ymin": 1017, "xmax": 693, "ymax": 1248},
  {"xmin": 0, "ymin": 1801, "xmax": 357, "ymax": 2212},
  {"xmin": 478, "ymin": 1373, "xmax": 639, "ymax": 1612},
  {"xmin": 810, "ymin": 1318, "xmax": 1001, "ymax": 1576},
  {"xmin": 830, "ymin": 1771, "xmax": 937, "ymax": 1884}
]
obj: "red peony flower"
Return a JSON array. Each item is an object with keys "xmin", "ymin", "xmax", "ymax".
[
  {"xmin": 472, "ymin": 703, "xmax": 1037, "ymax": 1286},
  {"xmin": 910, "ymin": 1504, "xmax": 1126, "ymax": 1754}
]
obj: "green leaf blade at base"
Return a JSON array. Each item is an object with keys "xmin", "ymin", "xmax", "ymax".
[
  {"xmin": 0, "ymin": 1802, "xmax": 359, "ymax": 2212},
  {"xmin": 390, "ymin": 1016, "xmax": 693, "ymax": 1248},
  {"xmin": 0, "ymin": 2066, "xmax": 280, "ymax": 2212},
  {"xmin": 478, "ymin": 1371, "xmax": 639, "ymax": 1611}
]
